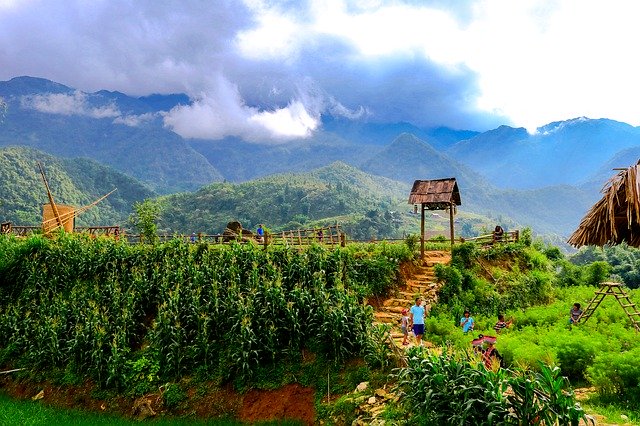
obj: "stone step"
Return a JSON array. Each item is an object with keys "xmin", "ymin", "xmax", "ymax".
[
  {"xmin": 373, "ymin": 312, "xmax": 397, "ymax": 324},
  {"xmin": 382, "ymin": 298, "xmax": 413, "ymax": 307},
  {"xmin": 406, "ymin": 280, "xmax": 437, "ymax": 288},
  {"xmin": 383, "ymin": 305, "xmax": 409, "ymax": 314},
  {"xmin": 408, "ymin": 274, "xmax": 436, "ymax": 282},
  {"xmin": 406, "ymin": 284, "xmax": 433, "ymax": 293}
]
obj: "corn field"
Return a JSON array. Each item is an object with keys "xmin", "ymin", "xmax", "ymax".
[{"xmin": 0, "ymin": 233, "xmax": 412, "ymax": 391}]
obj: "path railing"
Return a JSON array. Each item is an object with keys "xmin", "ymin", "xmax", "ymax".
[
  {"xmin": 461, "ymin": 230, "xmax": 519, "ymax": 246},
  {"xmin": 125, "ymin": 224, "xmax": 346, "ymax": 248}
]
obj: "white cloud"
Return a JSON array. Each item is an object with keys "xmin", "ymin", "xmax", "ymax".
[
  {"xmin": 162, "ymin": 75, "xmax": 320, "ymax": 142},
  {"xmin": 113, "ymin": 112, "xmax": 156, "ymax": 127},
  {"xmin": 249, "ymin": 100, "xmax": 319, "ymax": 138},
  {"xmin": 20, "ymin": 91, "xmax": 121, "ymax": 119},
  {"xmin": 5, "ymin": 0, "xmax": 640, "ymax": 135}
]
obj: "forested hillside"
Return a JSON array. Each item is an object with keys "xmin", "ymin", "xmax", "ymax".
[
  {"xmin": 156, "ymin": 161, "xmax": 416, "ymax": 239},
  {"xmin": 0, "ymin": 77, "xmax": 222, "ymax": 193},
  {"xmin": 0, "ymin": 146, "xmax": 155, "ymax": 226}
]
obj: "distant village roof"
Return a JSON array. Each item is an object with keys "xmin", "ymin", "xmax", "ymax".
[
  {"xmin": 568, "ymin": 163, "xmax": 640, "ymax": 247},
  {"xmin": 408, "ymin": 178, "xmax": 461, "ymax": 210}
]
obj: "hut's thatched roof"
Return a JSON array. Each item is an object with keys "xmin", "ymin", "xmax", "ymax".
[
  {"xmin": 568, "ymin": 163, "xmax": 640, "ymax": 247},
  {"xmin": 408, "ymin": 178, "xmax": 461, "ymax": 210}
]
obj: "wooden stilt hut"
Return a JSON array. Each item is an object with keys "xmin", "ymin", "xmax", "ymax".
[
  {"xmin": 408, "ymin": 178, "xmax": 461, "ymax": 260},
  {"xmin": 567, "ymin": 162, "xmax": 640, "ymax": 330}
]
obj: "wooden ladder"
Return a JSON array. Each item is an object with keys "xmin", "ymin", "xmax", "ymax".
[{"xmin": 578, "ymin": 282, "xmax": 640, "ymax": 331}]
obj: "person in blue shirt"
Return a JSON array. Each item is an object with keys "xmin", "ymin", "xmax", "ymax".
[
  {"xmin": 409, "ymin": 297, "xmax": 426, "ymax": 346},
  {"xmin": 256, "ymin": 224, "xmax": 265, "ymax": 242},
  {"xmin": 460, "ymin": 310, "xmax": 475, "ymax": 334}
]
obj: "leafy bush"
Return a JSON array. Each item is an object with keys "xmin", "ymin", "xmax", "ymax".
[
  {"xmin": 395, "ymin": 348, "xmax": 587, "ymax": 425},
  {"xmin": 587, "ymin": 347, "xmax": 640, "ymax": 403},
  {"xmin": 162, "ymin": 383, "xmax": 187, "ymax": 410}
]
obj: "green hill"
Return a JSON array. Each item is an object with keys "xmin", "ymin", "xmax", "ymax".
[
  {"xmin": 156, "ymin": 161, "xmax": 415, "ymax": 238},
  {"xmin": 0, "ymin": 146, "xmax": 156, "ymax": 226},
  {"xmin": 0, "ymin": 77, "xmax": 223, "ymax": 193}
]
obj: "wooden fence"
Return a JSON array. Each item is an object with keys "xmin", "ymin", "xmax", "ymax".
[
  {"xmin": 1, "ymin": 222, "xmax": 122, "ymax": 238},
  {"xmin": 123, "ymin": 224, "xmax": 346, "ymax": 248},
  {"xmin": 461, "ymin": 230, "xmax": 519, "ymax": 246}
]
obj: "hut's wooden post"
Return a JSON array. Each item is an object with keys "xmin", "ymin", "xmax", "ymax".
[
  {"xmin": 449, "ymin": 202, "xmax": 455, "ymax": 246},
  {"xmin": 420, "ymin": 203, "xmax": 425, "ymax": 260}
]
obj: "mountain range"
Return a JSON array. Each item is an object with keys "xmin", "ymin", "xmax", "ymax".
[{"xmin": 1, "ymin": 75, "xmax": 638, "ymax": 240}]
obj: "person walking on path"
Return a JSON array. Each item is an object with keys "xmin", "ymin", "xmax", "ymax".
[
  {"xmin": 409, "ymin": 297, "xmax": 426, "ymax": 346},
  {"xmin": 400, "ymin": 309, "xmax": 410, "ymax": 345},
  {"xmin": 460, "ymin": 310, "xmax": 475, "ymax": 334}
]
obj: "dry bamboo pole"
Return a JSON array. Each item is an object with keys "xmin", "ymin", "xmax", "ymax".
[
  {"xmin": 38, "ymin": 161, "xmax": 63, "ymax": 229},
  {"xmin": 42, "ymin": 189, "xmax": 117, "ymax": 233}
]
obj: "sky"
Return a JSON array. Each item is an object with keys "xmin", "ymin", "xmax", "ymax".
[{"xmin": 1, "ymin": 0, "xmax": 640, "ymax": 142}]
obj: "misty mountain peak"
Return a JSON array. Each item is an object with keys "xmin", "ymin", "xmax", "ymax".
[
  {"xmin": 1, "ymin": 76, "xmax": 73, "ymax": 96},
  {"xmin": 388, "ymin": 132, "xmax": 437, "ymax": 153},
  {"xmin": 535, "ymin": 117, "xmax": 633, "ymax": 136}
]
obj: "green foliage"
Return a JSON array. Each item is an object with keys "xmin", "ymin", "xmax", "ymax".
[
  {"xmin": 450, "ymin": 242, "xmax": 479, "ymax": 270},
  {"xmin": 584, "ymin": 261, "xmax": 611, "ymax": 286},
  {"xmin": 404, "ymin": 234, "xmax": 419, "ymax": 254},
  {"xmin": 124, "ymin": 353, "xmax": 161, "ymax": 396},
  {"xmin": 156, "ymin": 162, "xmax": 412, "ymax": 240},
  {"xmin": 435, "ymin": 241, "xmax": 556, "ymax": 316},
  {"xmin": 130, "ymin": 199, "xmax": 160, "ymax": 244},
  {"xmin": 587, "ymin": 347, "xmax": 640, "ymax": 403},
  {"xmin": 0, "ymin": 234, "xmax": 406, "ymax": 393},
  {"xmin": 0, "ymin": 146, "xmax": 154, "ymax": 226},
  {"xmin": 395, "ymin": 348, "xmax": 587, "ymax": 425},
  {"xmin": 162, "ymin": 383, "xmax": 187, "ymax": 410},
  {"xmin": 363, "ymin": 324, "xmax": 394, "ymax": 369},
  {"xmin": 570, "ymin": 244, "xmax": 640, "ymax": 288}
]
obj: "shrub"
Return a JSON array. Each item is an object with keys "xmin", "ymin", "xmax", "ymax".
[
  {"xmin": 587, "ymin": 347, "xmax": 640, "ymax": 403},
  {"xmin": 395, "ymin": 348, "xmax": 587, "ymax": 425},
  {"xmin": 584, "ymin": 261, "xmax": 611, "ymax": 286},
  {"xmin": 162, "ymin": 383, "xmax": 187, "ymax": 410}
]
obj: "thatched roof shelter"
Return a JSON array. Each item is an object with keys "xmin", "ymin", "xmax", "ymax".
[
  {"xmin": 408, "ymin": 178, "xmax": 461, "ymax": 210},
  {"xmin": 568, "ymin": 163, "xmax": 640, "ymax": 247},
  {"xmin": 409, "ymin": 178, "xmax": 461, "ymax": 257}
]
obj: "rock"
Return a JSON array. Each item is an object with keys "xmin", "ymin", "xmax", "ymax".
[
  {"xmin": 32, "ymin": 390, "xmax": 44, "ymax": 401},
  {"xmin": 374, "ymin": 388, "xmax": 388, "ymax": 398},
  {"xmin": 621, "ymin": 414, "xmax": 629, "ymax": 421},
  {"xmin": 132, "ymin": 396, "xmax": 157, "ymax": 420},
  {"xmin": 367, "ymin": 396, "xmax": 377, "ymax": 405},
  {"xmin": 355, "ymin": 382, "xmax": 369, "ymax": 393}
]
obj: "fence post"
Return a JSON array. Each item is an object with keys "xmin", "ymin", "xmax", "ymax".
[{"xmin": 340, "ymin": 233, "xmax": 346, "ymax": 247}]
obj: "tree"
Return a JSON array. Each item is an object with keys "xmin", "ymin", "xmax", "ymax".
[
  {"xmin": 129, "ymin": 199, "xmax": 160, "ymax": 244},
  {"xmin": 0, "ymin": 97, "xmax": 6, "ymax": 122}
]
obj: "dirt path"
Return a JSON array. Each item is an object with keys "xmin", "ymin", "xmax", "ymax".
[{"xmin": 372, "ymin": 250, "xmax": 451, "ymax": 348}]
